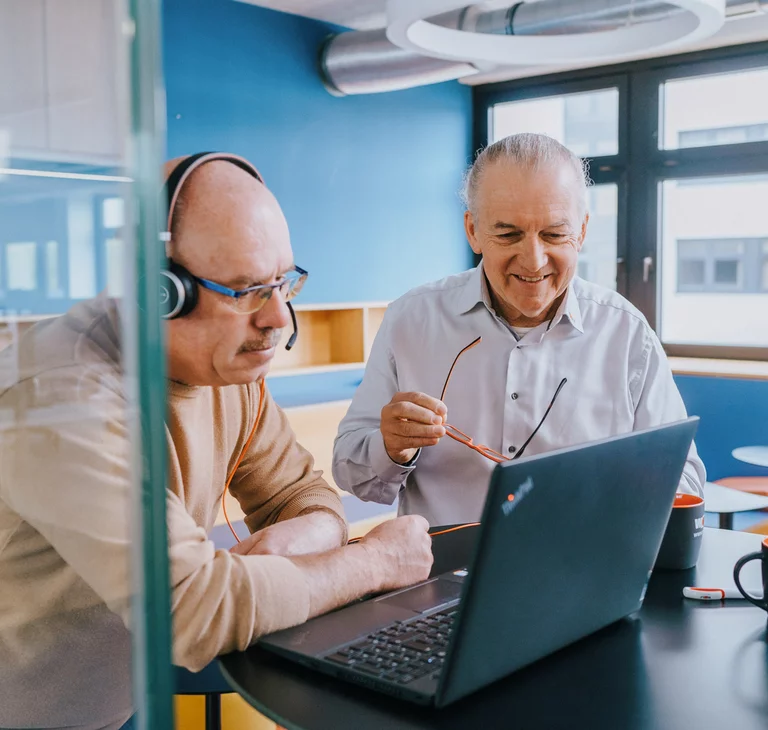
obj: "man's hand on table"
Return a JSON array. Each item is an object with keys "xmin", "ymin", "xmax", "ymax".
[{"xmin": 356, "ymin": 515, "xmax": 434, "ymax": 592}]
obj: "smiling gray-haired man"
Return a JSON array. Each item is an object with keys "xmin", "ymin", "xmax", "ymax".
[{"xmin": 333, "ymin": 133, "xmax": 705, "ymax": 525}]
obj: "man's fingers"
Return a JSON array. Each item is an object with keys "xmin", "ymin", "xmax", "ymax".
[
  {"xmin": 400, "ymin": 513, "xmax": 430, "ymax": 532},
  {"xmin": 387, "ymin": 436, "xmax": 442, "ymax": 450},
  {"xmin": 386, "ymin": 420, "xmax": 445, "ymax": 439},
  {"xmin": 391, "ymin": 392, "xmax": 447, "ymax": 418},
  {"xmin": 385, "ymin": 400, "xmax": 445, "ymax": 425}
]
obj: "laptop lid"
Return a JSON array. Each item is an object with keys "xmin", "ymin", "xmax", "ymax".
[{"xmin": 436, "ymin": 418, "xmax": 699, "ymax": 707}]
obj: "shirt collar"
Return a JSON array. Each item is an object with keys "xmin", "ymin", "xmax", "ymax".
[
  {"xmin": 547, "ymin": 279, "xmax": 584, "ymax": 334},
  {"xmin": 455, "ymin": 263, "xmax": 487, "ymax": 315},
  {"xmin": 455, "ymin": 264, "xmax": 584, "ymax": 334}
]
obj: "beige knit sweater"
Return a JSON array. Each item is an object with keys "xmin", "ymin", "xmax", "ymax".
[{"xmin": 0, "ymin": 295, "xmax": 345, "ymax": 730}]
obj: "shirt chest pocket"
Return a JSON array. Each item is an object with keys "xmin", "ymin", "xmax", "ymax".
[{"xmin": 548, "ymin": 371, "xmax": 635, "ymax": 446}]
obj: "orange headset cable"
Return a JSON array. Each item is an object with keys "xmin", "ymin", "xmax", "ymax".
[
  {"xmin": 347, "ymin": 521, "xmax": 480, "ymax": 544},
  {"xmin": 223, "ymin": 382, "xmax": 478, "ymax": 547},
  {"xmin": 221, "ymin": 378, "xmax": 266, "ymax": 544}
]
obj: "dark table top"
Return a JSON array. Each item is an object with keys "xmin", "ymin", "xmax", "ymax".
[{"xmin": 220, "ymin": 527, "xmax": 768, "ymax": 730}]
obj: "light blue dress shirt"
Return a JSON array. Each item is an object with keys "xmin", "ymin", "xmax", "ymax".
[{"xmin": 332, "ymin": 265, "xmax": 706, "ymax": 526}]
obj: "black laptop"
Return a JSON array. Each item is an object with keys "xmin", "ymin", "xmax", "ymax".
[{"xmin": 259, "ymin": 418, "xmax": 699, "ymax": 707}]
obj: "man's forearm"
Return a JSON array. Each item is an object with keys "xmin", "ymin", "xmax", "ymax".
[
  {"xmin": 295, "ymin": 507, "xmax": 347, "ymax": 550},
  {"xmin": 288, "ymin": 542, "xmax": 381, "ymax": 619},
  {"xmin": 333, "ymin": 430, "xmax": 413, "ymax": 505}
]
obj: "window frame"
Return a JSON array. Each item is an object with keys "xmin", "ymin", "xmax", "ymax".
[{"xmin": 473, "ymin": 40, "xmax": 768, "ymax": 360}]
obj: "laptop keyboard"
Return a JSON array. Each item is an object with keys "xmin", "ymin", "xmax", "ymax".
[{"xmin": 324, "ymin": 607, "xmax": 457, "ymax": 685}]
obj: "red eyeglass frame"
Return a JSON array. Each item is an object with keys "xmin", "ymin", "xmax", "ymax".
[
  {"xmin": 439, "ymin": 336, "xmax": 567, "ymax": 464},
  {"xmin": 439, "ymin": 337, "xmax": 511, "ymax": 463}
]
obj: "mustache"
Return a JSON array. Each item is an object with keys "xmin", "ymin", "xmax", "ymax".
[{"xmin": 237, "ymin": 332, "xmax": 282, "ymax": 354}]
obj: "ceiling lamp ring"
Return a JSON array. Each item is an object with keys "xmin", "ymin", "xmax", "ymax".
[{"xmin": 386, "ymin": 0, "xmax": 726, "ymax": 66}]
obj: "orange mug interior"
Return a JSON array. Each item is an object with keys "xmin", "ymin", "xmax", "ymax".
[{"xmin": 673, "ymin": 493, "xmax": 704, "ymax": 508}]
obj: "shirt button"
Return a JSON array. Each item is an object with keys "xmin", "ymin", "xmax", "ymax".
[
  {"xmin": 510, "ymin": 392, "xmax": 519, "ymax": 400},
  {"xmin": 508, "ymin": 445, "xmax": 517, "ymax": 454}
]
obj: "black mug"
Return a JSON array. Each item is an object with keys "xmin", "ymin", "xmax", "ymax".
[
  {"xmin": 655, "ymin": 493, "xmax": 705, "ymax": 570},
  {"xmin": 733, "ymin": 537, "xmax": 768, "ymax": 611}
]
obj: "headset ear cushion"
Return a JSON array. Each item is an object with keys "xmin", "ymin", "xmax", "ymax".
[{"xmin": 160, "ymin": 261, "xmax": 198, "ymax": 319}]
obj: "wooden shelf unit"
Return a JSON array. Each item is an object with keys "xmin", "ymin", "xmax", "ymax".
[{"xmin": 269, "ymin": 302, "xmax": 389, "ymax": 378}]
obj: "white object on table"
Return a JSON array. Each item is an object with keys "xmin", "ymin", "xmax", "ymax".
[
  {"xmin": 732, "ymin": 446, "xmax": 768, "ymax": 468},
  {"xmin": 682, "ymin": 586, "xmax": 749, "ymax": 601}
]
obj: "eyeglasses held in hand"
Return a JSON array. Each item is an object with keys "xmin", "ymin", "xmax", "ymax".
[
  {"xmin": 440, "ymin": 336, "xmax": 567, "ymax": 463},
  {"xmin": 193, "ymin": 265, "xmax": 308, "ymax": 315}
]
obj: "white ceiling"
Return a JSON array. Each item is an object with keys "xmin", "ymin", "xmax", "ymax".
[
  {"xmin": 236, "ymin": 0, "xmax": 387, "ymax": 30},
  {"xmin": 236, "ymin": 0, "xmax": 768, "ymax": 85}
]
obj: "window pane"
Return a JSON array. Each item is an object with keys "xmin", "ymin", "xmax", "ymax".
[
  {"xmin": 659, "ymin": 176, "xmax": 768, "ymax": 348},
  {"xmin": 660, "ymin": 67, "xmax": 768, "ymax": 150},
  {"xmin": 579, "ymin": 184, "xmax": 618, "ymax": 290},
  {"xmin": 491, "ymin": 88, "xmax": 619, "ymax": 157},
  {"xmin": 714, "ymin": 259, "xmax": 739, "ymax": 285}
]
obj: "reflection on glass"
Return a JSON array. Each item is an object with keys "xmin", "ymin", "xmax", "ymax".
[
  {"xmin": 45, "ymin": 240, "xmax": 64, "ymax": 298},
  {"xmin": 106, "ymin": 237, "xmax": 125, "ymax": 297},
  {"xmin": 103, "ymin": 196, "xmax": 125, "ymax": 229},
  {"xmin": 0, "ymin": 0, "xmax": 141, "ymax": 728},
  {"xmin": 5, "ymin": 242, "xmax": 37, "ymax": 291},
  {"xmin": 579, "ymin": 183, "xmax": 618, "ymax": 290},
  {"xmin": 660, "ymin": 67, "xmax": 768, "ymax": 150},
  {"xmin": 0, "ymin": 179, "xmax": 125, "ymax": 312},
  {"xmin": 491, "ymin": 88, "xmax": 619, "ymax": 157},
  {"xmin": 659, "ymin": 175, "xmax": 768, "ymax": 347}
]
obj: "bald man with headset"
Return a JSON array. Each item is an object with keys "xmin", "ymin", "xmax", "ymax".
[{"xmin": 0, "ymin": 153, "xmax": 432, "ymax": 730}]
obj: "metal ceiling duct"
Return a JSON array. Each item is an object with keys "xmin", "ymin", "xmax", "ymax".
[
  {"xmin": 318, "ymin": 26, "xmax": 479, "ymax": 96},
  {"xmin": 320, "ymin": 0, "xmax": 768, "ymax": 96}
]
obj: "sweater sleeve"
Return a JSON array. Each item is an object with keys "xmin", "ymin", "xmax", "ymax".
[
  {"xmin": 0, "ymin": 368, "xmax": 313, "ymax": 672},
  {"xmin": 227, "ymin": 383, "xmax": 347, "ymax": 541}
]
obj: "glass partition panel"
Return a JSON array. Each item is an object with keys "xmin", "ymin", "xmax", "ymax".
[{"xmin": 0, "ymin": 0, "xmax": 171, "ymax": 728}]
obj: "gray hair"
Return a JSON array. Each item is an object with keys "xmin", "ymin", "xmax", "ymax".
[{"xmin": 460, "ymin": 133, "xmax": 591, "ymax": 216}]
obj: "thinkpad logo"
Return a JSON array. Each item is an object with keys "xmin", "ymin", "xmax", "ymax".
[{"xmin": 501, "ymin": 476, "xmax": 534, "ymax": 516}]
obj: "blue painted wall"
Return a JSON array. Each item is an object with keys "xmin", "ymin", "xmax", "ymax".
[
  {"xmin": 675, "ymin": 375, "xmax": 768, "ymax": 481},
  {"xmin": 163, "ymin": 0, "xmax": 474, "ymax": 303}
]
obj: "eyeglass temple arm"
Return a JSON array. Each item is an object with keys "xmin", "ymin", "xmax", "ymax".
[
  {"xmin": 440, "ymin": 336, "xmax": 482, "ymax": 402},
  {"xmin": 513, "ymin": 377, "xmax": 568, "ymax": 460}
]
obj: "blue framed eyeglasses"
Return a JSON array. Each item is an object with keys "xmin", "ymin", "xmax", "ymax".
[{"xmin": 194, "ymin": 265, "xmax": 308, "ymax": 314}]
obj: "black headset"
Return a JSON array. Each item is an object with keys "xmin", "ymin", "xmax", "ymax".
[{"xmin": 160, "ymin": 151, "xmax": 298, "ymax": 350}]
